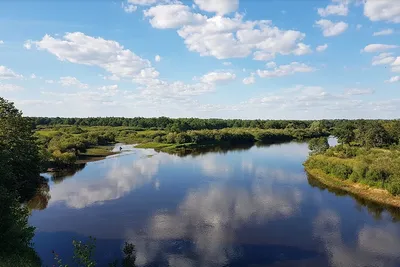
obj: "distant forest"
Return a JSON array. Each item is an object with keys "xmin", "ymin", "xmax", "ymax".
[{"xmin": 29, "ymin": 116, "xmax": 398, "ymax": 131}]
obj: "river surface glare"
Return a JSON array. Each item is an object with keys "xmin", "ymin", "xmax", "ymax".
[{"xmin": 30, "ymin": 140, "xmax": 400, "ymax": 267}]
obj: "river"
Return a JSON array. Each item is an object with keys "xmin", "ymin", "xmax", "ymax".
[{"xmin": 29, "ymin": 140, "xmax": 400, "ymax": 267}]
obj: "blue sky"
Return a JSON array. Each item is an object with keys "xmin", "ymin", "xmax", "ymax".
[{"xmin": 0, "ymin": 0, "xmax": 399, "ymax": 119}]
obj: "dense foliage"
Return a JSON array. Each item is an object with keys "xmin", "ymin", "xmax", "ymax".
[
  {"xmin": 31, "ymin": 116, "xmax": 330, "ymax": 130},
  {"xmin": 306, "ymin": 120, "xmax": 400, "ymax": 197},
  {"xmin": 0, "ymin": 98, "xmax": 43, "ymax": 266}
]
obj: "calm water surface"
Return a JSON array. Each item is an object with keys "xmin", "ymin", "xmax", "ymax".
[{"xmin": 30, "ymin": 141, "xmax": 400, "ymax": 267}]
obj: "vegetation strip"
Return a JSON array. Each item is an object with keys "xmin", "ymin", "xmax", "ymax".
[{"xmin": 305, "ymin": 168, "xmax": 400, "ymax": 208}]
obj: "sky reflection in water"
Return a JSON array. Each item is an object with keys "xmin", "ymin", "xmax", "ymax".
[{"xmin": 30, "ymin": 142, "xmax": 400, "ymax": 267}]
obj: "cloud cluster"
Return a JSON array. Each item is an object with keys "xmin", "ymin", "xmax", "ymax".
[
  {"xmin": 364, "ymin": 0, "xmax": 400, "ymax": 23},
  {"xmin": 144, "ymin": 4, "xmax": 311, "ymax": 61},
  {"xmin": 315, "ymin": 19, "xmax": 348, "ymax": 37},
  {"xmin": 59, "ymin": 76, "xmax": 89, "ymax": 89}
]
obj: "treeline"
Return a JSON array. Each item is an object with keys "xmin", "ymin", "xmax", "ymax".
[
  {"xmin": 31, "ymin": 116, "xmax": 329, "ymax": 130},
  {"xmin": 126, "ymin": 128, "xmax": 328, "ymax": 146},
  {"xmin": 333, "ymin": 120, "xmax": 400, "ymax": 148}
]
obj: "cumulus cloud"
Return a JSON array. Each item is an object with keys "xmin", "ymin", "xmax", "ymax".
[
  {"xmin": 143, "ymin": 5, "xmax": 311, "ymax": 61},
  {"xmin": 318, "ymin": 3, "xmax": 349, "ymax": 17},
  {"xmin": 386, "ymin": 76, "xmax": 400, "ymax": 83},
  {"xmin": 30, "ymin": 32, "xmax": 158, "ymax": 80},
  {"xmin": 371, "ymin": 53, "xmax": 396, "ymax": 65},
  {"xmin": 373, "ymin": 29, "xmax": 394, "ymax": 36},
  {"xmin": 154, "ymin": 55, "xmax": 161, "ymax": 62},
  {"xmin": 363, "ymin": 44, "xmax": 398, "ymax": 52},
  {"xmin": 29, "ymin": 32, "xmax": 217, "ymax": 102},
  {"xmin": 316, "ymin": 44, "xmax": 328, "ymax": 52},
  {"xmin": 364, "ymin": 0, "xmax": 400, "ymax": 23},
  {"xmin": 0, "ymin": 66, "xmax": 23, "ymax": 80},
  {"xmin": 315, "ymin": 19, "xmax": 348, "ymax": 37},
  {"xmin": 0, "ymin": 40, "xmax": 4, "ymax": 44},
  {"xmin": 242, "ymin": 73, "xmax": 255, "ymax": 85},
  {"xmin": 257, "ymin": 62, "xmax": 315, "ymax": 78},
  {"xmin": 200, "ymin": 71, "xmax": 236, "ymax": 84},
  {"xmin": 30, "ymin": 73, "xmax": 37, "ymax": 79},
  {"xmin": 194, "ymin": 0, "xmax": 239, "ymax": 15},
  {"xmin": 59, "ymin": 76, "xmax": 89, "ymax": 89},
  {"xmin": 144, "ymin": 4, "xmax": 206, "ymax": 29}
]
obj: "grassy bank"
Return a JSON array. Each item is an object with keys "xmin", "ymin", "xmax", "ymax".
[
  {"xmin": 305, "ymin": 167, "xmax": 400, "ymax": 208},
  {"xmin": 77, "ymin": 145, "xmax": 118, "ymax": 163},
  {"xmin": 304, "ymin": 144, "xmax": 400, "ymax": 207}
]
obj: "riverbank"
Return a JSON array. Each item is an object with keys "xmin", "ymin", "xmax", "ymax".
[
  {"xmin": 305, "ymin": 167, "xmax": 400, "ymax": 208},
  {"xmin": 76, "ymin": 145, "xmax": 119, "ymax": 163}
]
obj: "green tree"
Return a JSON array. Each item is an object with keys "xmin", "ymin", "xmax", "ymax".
[
  {"xmin": 0, "ymin": 97, "xmax": 43, "ymax": 201},
  {"xmin": 333, "ymin": 122, "xmax": 355, "ymax": 145},
  {"xmin": 308, "ymin": 137, "xmax": 329, "ymax": 155}
]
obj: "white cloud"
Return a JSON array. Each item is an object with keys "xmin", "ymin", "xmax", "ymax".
[
  {"xmin": 344, "ymin": 88, "xmax": 374, "ymax": 95},
  {"xmin": 316, "ymin": 44, "xmax": 328, "ymax": 52},
  {"xmin": 373, "ymin": 29, "xmax": 394, "ymax": 36},
  {"xmin": 98, "ymin": 84, "xmax": 119, "ymax": 95},
  {"xmin": 0, "ymin": 40, "xmax": 4, "ymax": 44},
  {"xmin": 30, "ymin": 74, "xmax": 37, "ymax": 79},
  {"xmin": 363, "ymin": 44, "xmax": 398, "ymax": 52},
  {"xmin": 193, "ymin": 0, "xmax": 239, "ymax": 15},
  {"xmin": 242, "ymin": 73, "xmax": 255, "ymax": 85},
  {"xmin": 392, "ymin": 57, "xmax": 400, "ymax": 66},
  {"xmin": 318, "ymin": 3, "xmax": 349, "ymax": 17},
  {"xmin": 371, "ymin": 52, "xmax": 396, "ymax": 65},
  {"xmin": 0, "ymin": 84, "xmax": 23, "ymax": 92},
  {"xmin": 257, "ymin": 62, "xmax": 315, "ymax": 78},
  {"xmin": 292, "ymin": 43, "xmax": 312, "ymax": 55},
  {"xmin": 315, "ymin": 19, "xmax": 348, "ymax": 37},
  {"xmin": 144, "ymin": 4, "xmax": 206, "ymax": 29},
  {"xmin": 0, "ymin": 66, "xmax": 23, "ymax": 80},
  {"xmin": 356, "ymin": 24, "xmax": 362, "ymax": 30},
  {"xmin": 145, "ymin": 6, "xmax": 311, "ymax": 60},
  {"xmin": 122, "ymin": 3, "xmax": 138, "ymax": 13},
  {"xmin": 30, "ymin": 32, "xmax": 158, "ymax": 81},
  {"xmin": 265, "ymin": 61, "xmax": 276, "ymax": 68},
  {"xmin": 23, "ymin": 40, "xmax": 32, "ymax": 49},
  {"xmin": 386, "ymin": 76, "xmax": 400, "ymax": 83},
  {"xmin": 59, "ymin": 76, "xmax": 89, "ymax": 89},
  {"xmin": 200, "ymin": 71, "xmax": 236, "ymax": 84},
  {"xmin": 364, "ymin": 0, "xmax": 400, "ymax": 23},
  {"xmin": 222, "ymin": 61, "xmax": 232, "ymax": 66},
  {"xmin": 253, "ymin": 51, "xmax": 275, "ymax": 61},
  {"xmin": 45, "ymin": 79, "xmax": 54, "ymax": 84},
  {"xmin": 154, "ymin": 55, "xmax": 161, "ymax": 62}
]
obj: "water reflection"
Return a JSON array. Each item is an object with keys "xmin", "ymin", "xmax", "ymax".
[
  {"xmin": 307, "ymin": 173, "xmax": 400, "ymax": 221},
  {"xmin": 30, "ymin": 142, "xmax": 400, "ymax": 267},
  {"xmin": 314, "ymin": 210, "xmax": 400, "ymax": 267},
  {"xmin": 48, "ymin": 153, "xmax": 165, "ymax": 208},
  {"xmin": 146, "ymin": 183, "xmax": 302, "ymax": 266}
]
